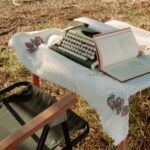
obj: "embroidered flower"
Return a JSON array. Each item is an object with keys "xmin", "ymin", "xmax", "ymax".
[
  {"xmin": 34, "ymin": 36, "xmax": 44, "ymax": 47},
  {"xmin": 121, "ymin": 105, "xmax": 129, "ymax": 117},
  {"xmin": 107, "ymin": 94, "xmax": 115, "ymax": 110},
  {"xmin": 107, "ymin": 93, "xmax": 129, "ymax": 116},
  {"xmin": 25, "ymin": 42, "xmax": 36, "ymax": 52},
  {"xmin": 25, "ymin": 36, "xmax": 44, "ymax": 53},
  {"xmin": 115, "ymin": 97, "xmax": 124, "ymax": 114}
]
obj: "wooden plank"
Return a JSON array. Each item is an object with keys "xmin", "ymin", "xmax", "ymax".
[
  {"xmin": 32, "ymin": 74, "xmax": 40, "ymax": 87},
  {"xmin": 0, "ymin": 94, "xmax": 77, "ymax": 150},
  {"xmin": 117, "ymin": 138, "xmax": 128, "ymax": 150}
]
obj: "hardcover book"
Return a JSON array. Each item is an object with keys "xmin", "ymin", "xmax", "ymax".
[{"xmin": 94, "ymin": 28, "xmax": 150, "ymax": 82}]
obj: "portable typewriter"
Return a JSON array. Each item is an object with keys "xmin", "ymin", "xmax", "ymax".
[{"xmin": 50, "ymin": 25, "xmax": 100, "ymax": 69}]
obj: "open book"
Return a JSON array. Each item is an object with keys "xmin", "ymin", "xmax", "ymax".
[{"xmin": 94, "ymin": 28, "xmax": 150, "ymax": 82}]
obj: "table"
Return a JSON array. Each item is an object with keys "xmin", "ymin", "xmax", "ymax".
[
  {"xmin": 9, "ymin": 20, "xmax": 150, "ymax": 150},
  {"xmin": 31, "ymin": 73, "xmax": 128, "ymax": 150}
]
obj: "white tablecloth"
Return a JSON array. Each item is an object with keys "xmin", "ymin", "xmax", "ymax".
[{"xmin": 9, "ymin": 20, "xmax": 150, "ymax": 145}]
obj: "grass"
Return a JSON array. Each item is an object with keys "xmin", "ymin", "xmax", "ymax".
[{"xmin": 0, "ymin": 0, "xmax": 150, "ymax": 149}]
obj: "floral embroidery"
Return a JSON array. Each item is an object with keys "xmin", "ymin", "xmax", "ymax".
[
  {"xmin": 121, "ymin": 105, "xmax": 129, "ymax": 117},
  {"xmin": 25, "ymin": 36, "xmax": 44, "ymax": 53},
  {"xmin": 107, "ymin": 93, "xmax": 129, "ymax": 116}
]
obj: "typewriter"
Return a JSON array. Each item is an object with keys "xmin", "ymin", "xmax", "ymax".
[{"xmin": 50, "ymin": 25, "xmax": 100, "ymax": 69}]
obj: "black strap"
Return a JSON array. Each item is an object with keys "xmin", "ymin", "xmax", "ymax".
[
  {"xmin": 0, "ymin": 81, "xmax": 30, "ymax": 96},
  {"xmin": 3, "ymin": 100, "xmax": 50, "ymax": 150},
  {"xmin": 0, "ymin": 81, "xmax": 51, "ymax": 149},
  {"xmin": 0, "ymin": 82, "xmax": 89, "ymax": 149}
]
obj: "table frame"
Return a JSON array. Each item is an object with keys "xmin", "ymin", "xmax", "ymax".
[{"xmin": 32, "ymin": 74, "xmax": 127, "ymax": 150}]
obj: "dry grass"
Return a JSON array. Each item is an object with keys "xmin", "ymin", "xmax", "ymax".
[{"xmin": 0, "ymin": 0, "xmax": 150, "ymax": 149}]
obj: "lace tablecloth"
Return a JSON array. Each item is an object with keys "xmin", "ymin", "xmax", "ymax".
[{"xmin": 9, "ymin": 20, "xmax": 150, "ymax": 145}]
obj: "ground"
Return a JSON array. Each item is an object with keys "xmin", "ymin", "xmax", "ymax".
[{"xmin": 0, "ymin": 0, "xmax": 150, "ymax": 149}]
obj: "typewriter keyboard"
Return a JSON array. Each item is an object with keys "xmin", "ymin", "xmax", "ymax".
[{"xmin": 50, "ymin": 30, "xmax": 98, "ymax": 69}]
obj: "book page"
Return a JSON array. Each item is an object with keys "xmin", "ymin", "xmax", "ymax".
[
  {"xmin": 101, "ymin": 55, "xmax": 150, "ymax": 82},
  {"xmin": 94, "ymin": 28, "xmax": 139, "ymax": 67}
]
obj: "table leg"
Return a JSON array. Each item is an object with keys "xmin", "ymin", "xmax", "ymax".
[
  {"xmin": 32, "ymin": 74, "xmax": 40, "ymax": 87},
  {"xmin": 31, "ymin": 73, "xmax": 128, "ymax": 150},
  {"xmin": 117, "ymin": 138, "xmax": 127, "ymax": 150}
]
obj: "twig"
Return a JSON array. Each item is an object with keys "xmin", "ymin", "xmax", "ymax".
[
  {"xmin": 0, "ymin": 27, "xmax": 16, "ymax": 36},
  {"xmin": 12, "ymin": 0, "xmax": 20, "ymax": 6}
]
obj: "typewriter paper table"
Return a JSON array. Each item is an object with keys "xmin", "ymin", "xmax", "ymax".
[{"xmin": 9, "ymin": 20, "xmax": 150, "ymax": 147}]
